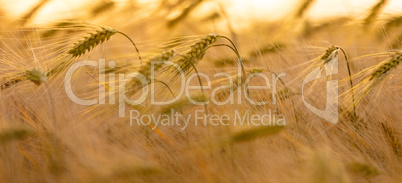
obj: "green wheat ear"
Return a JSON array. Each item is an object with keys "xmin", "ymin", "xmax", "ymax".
[
  {"xmin": 68, "ymin": 27, "xmax": 117, "ymax": 57},
  {"xmin": 25, "ymin": 68, "xmax": 47, "ymax": 85},
  {"xmin": 369, "ymin": 52, "xmax": 401, "ymax": 80}
]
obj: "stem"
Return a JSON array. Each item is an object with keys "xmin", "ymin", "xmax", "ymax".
[
  {"xmin": 117, "ymin": 31, "xmax": 142, "ymax": 64},
  {"xmin": 154, "ymin": 79, "xmax": 176, "ymax": 100},
  {"xmin": 210, "ymin": 43, "xmax": 249, "ymax": 97},
  {"xmin": 271, "ymin": 71, "xmax": 299, "ymax": 131},
  {"xmin": 154, "ymin": 79, "xmax": 187, "ymax": 137},
  {"xmin": 188, "ymin": 59, "xmax": 209, "ymax": 115},
  {"xmin": 339, "ymin": 47, "xmax": 357, "ymax": 128},
  {"xmin": 218, "ymin": 36, "xmax": 247, "ymax": 79}
]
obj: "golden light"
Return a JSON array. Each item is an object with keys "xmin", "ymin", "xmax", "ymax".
[{"xmin": 2, "ymin": 0, "xmax": 402, "ymax": 26}]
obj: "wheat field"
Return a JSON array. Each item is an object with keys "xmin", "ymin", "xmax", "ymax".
[{"xmin": 0, "ymin": 0, "xmax": 401, "ymax": 183}]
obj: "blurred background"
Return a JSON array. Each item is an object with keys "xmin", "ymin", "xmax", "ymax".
[{"xmin": 2, "ymin": 0, "xmax": 402, "ymax": 30}]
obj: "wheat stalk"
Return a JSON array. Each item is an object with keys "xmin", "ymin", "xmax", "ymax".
[
  {"xmin": 349, "ymin": 52, "xmax": 401, "ymax": 113},
  {"xmin": 321, "ymin": 45, "xmax": 339, "ymax": 63},
  {"xmin": 126, "ymin": 50, "xmax": 176, "ymax": 97},
  {"xmin": 369, "ymin": 52, "xmax": 401, "ymax": 81},
  {"xmin": 67, "ymin": 27, "xmax": 142, "ymax": 61},
  {"xmin": 318, "ymin": 46, "xmax": 357, "ymax": 124},
  {"xmin": 68, "ymin": 27, "xmax": 117, "ymax": 57},
  {"xmin": 25, "ymin": 68, "xmax": 47, "ymax": 86},
  {"xmin": 174, "ymin": 34, "xmax": 219, "ymax": 73},
  {"xmin": 53, "ymin": 27, "xmax": 142, "ymax": 78},
  {"xmin": 173, "ymin": 34, "xmax": 246, "ymax": 78},
  {"xmin": 364, "ymin": 0, "xmax": 389, "ymax": 26},
  {"xmin": 172, "ymin": 34, "xmax": 224, "ymax": 114},
  {"xmin": 1, "ymin": 68, "xmax": 47, "ymax": 90}
]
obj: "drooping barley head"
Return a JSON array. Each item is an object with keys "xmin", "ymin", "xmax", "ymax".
[
  {"xmin": 369, "ymin": 52, "xmax": 401, "ymax": 80},
  {"xmin": 68, "ymin": 27, "xmax": 117, "ymax": 57},
  {"xmin": 321, "ymin": 45, "xmax": 339, "ymax": 64},
  {"xmin": 175, "ymin": 34, "xmax": 219, "ymax": 73},
  {"xmin": 25, "ymin": 68, "xmax": 47, "ymax": 85}
]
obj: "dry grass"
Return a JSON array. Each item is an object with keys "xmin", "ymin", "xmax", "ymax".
[{"xmin": 0, "ymin": 1, "xmax": 401, "ymax": 183}]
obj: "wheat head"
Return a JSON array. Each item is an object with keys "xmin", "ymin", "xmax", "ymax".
[
  {"xmin": 321, "ymin": 45, "xmax": 339, "ymax": 63},
  {"xmin": 126, "ymin": 50, "xmax": 176, "ymax": 97},
  {"xmin": 369, "ymin": 52, "xmax": 401, "ymax": 80},
  {"xmin": 68, "ymin": 27, "xmax": 117, "ymax": 57},
  {"xmin": 25, "ymin": 68, "xmax": 47, "ymax": 85},
  {"xmin": 175, "ymin": 34, "xmax": 219, "ymax": 73}
]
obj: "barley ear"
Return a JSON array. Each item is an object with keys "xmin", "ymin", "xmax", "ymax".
[
  {"xmin": 25, "ymin": 68, "xmax": 47, "ymax": 86},
  {"xmin": 369, "ymin": 52, "xmax": 401, "ymax": 81},
  {"xmin": 324, "ymin": 46, "xmax": 357, "ymax": 126},
  {"xmin": 322, "ymin": 46, "xmax": 357, "ymax": 126},
  {"xmin": 175, "ymin": 34, "xmax": 220, "ymax": 73},
  {"xmin": 321, "ymin": 45, "xmax": 339, "ymax": 63},
  {"xmin": 1, "ymin": 75, "xmax": 25, "ymax": 90},
  {"xmin": 339, "ymin": 47, "xmax": 357, "ymax": 126},
  {"xmin": 67, "ymin": 27, "xmax": 142, "ymax": 62},
  {"xmin": 68, "ymin": 27, "xmax": 117, "ymax": 57}
]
